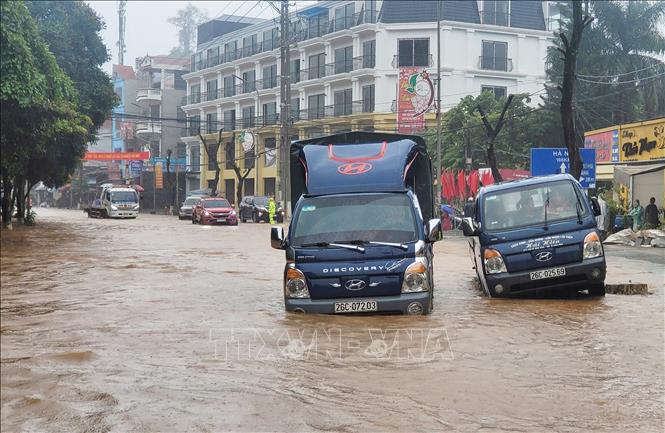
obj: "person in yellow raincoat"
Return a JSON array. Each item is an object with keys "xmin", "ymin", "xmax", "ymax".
[{"xmin": 268, "ymin": 195, "xmax": 276, "ymax": 224}]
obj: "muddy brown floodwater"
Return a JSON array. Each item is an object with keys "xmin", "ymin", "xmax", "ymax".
[{"xmin": 1, "ymin": 208, "xmax": 664, "ymax": 432}]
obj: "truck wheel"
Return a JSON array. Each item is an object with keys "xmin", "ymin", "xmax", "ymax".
[{"xmin": 589, "ymin": 284, "xmax": 605, "ymax": 297}]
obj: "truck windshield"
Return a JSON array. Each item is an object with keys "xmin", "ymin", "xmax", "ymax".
[
  {"xmin": 482, "ymin": 180, "xmax": 586, "ymax": 231},
  {"xmin": 111, "ymin": 191, "xmax": 138, "ymax": 203},
  {"xmin": 292, "ymin": 194, "xmax": 418, "ymax": 246}
]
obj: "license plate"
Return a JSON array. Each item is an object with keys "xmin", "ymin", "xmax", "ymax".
[
  {"xmin": 216, "ymin": 218, "xmax": 226, "ymax": 223},
  {"xmin": 334, "ymin": 300, "xmax": 378, "ymax": 313},
  {"xmin": 530, "ymin": 267, "xmax": 566, "ymax": 280}
]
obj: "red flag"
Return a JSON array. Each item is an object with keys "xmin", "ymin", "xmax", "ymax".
[
  {"xmin": 457, "ymin": 170, "xmax": 466, "ymax": 200},
  {"xmin": 469, "ymin": 170, "xmax": 479, "ymax": 195}
]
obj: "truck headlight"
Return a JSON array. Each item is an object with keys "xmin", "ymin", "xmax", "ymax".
[
  {"xmin": 285, "ymin": 267, "xmax": 309, "ymax": 298},
  {"xmin": 402, "ymin": 261, "xmax": 429, "ymax": 293},
  {"xmin": 484, "ymin": 249, "xmax": 507, "ymax": 274},
  {"xmin": 133, "ymin": 204, "xmax": 140, "ymax": 210},
  {"xmin": 111, "ymin": 205, "xmax": 118, "ymax": 211},
  {"xmin": 583, "ymin": 232, "xmax": 603, "ymax": 259}
]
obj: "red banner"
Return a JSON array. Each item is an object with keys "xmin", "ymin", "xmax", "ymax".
[
  {"xmin": 83, "ymin": 151, "xmax": 150, "ymax": 161},
  {"xmin": 397, "ymin": 67, "xmax": 431, "ymax": 134}
]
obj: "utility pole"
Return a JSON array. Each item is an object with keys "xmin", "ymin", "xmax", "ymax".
[
  {"xmin": 435, "ymin": 1, "xmax": 442, "ymax": 205},
  {"xmin": 118, "ymin": 0, "xmax": 127, "ymax": 65},
  {"xmin": 278, "ymin": 0, "xmax": 291, "ymax": 211}
]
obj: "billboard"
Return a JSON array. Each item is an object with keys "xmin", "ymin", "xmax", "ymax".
[
  {"xmin": 397, "ymin": 68, "xmax": 433, "ymax": 133},
  {"xmin": 584, "ymin": 129, "xmax": 619, "ymax": 163},
  {"xmin": 619, "ymin": 118, "xmax": 665, "ymax": 162},
  {"xmin": 154, "ymin": 162, "xmax": 163, "ymax": 189},
  {"xmin": 84, "ymin": 151, "xmax": 150, "ymax": 161}
]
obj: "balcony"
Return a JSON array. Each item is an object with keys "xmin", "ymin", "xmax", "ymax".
[
  {"xmin": 478, "ymin": 56, "xmax": 513, "ymax": 72},
  {"xmin": 136, "ymin": 88, "xmax": 162, "ymax": 103},
  {"xmin": 391, "ymin": 54, "xmax": 434, "ymax": 68},
  {"xmin": 298, "ymin": 100, "xmax": 375, "ymax": 121},
  {"xmin": 135, "ymin": 121, "xmax": 162, "ymax": 136}
]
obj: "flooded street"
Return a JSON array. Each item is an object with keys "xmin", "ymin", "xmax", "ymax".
[{"xmin": 2, "ymin": 208, "xmax": 663, "ymax": 432}]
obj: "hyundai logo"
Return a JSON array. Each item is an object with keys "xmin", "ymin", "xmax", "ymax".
[
  {"xmin": 344, "ymin": 279, "xmax": 366, "ymax": 291},
  {"xmin": 535, "ymin": 251, "xmax": 553, "ymax": 262}
]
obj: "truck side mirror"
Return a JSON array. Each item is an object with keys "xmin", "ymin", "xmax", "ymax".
[
  {"xmin": 427, "ymin": 218, "xmax": 442, "ymax": 242},
  {"xmin": 590, "ymin": 197, "xmax": 601, "ymax": 217},
  {"xmin": 461, "ymin": 217, "xmax": 478, "ymax": 237},
  {"xmin": 271, "ymin": 226, "xmax": 286, "ymax": 249}
]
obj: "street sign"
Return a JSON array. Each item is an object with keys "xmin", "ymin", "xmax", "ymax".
[
  {"xmin": 130, "ymin": 161, "xmax": 143, "ymax": 177},
  {"xmin": 530, "ymin": 148, "xmax": 597, "ymax": 189}
]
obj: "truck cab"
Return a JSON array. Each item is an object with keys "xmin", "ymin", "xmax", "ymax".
[
  {"xmin": 461, "ymin": 174, "xmax": 606, "ymax": 297},
  {"xmin": 271, "ymin": 132, "xmax": 441, "ymax": 315}
]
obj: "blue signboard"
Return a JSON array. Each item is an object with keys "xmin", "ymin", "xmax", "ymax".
[{"xmin": 530, "ymin": 148, "xmax": 596, "ymax": 189}]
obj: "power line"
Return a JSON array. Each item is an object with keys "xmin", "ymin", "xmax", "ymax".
[
  {"xmin": 576, "ymin": 70, "xmax": 665, "ymax": 85},
  {"xmin": 576, "ymin": 62, "xmax": 663, "ymax": 79}
]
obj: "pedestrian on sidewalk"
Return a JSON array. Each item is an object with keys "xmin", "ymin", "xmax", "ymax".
[
  {"xmin": 595, "ymin": 192, "xmax": 609, "ymax": 240},
  {"xmin": 645, "ymin": 197, "xmax": 660, "ymax": 228},
  {"xmin": 627, "ymin": 199, "xmax": 644, "ymax": 232}
]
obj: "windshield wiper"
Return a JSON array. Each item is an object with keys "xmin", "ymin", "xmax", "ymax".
[
  {"xmin": 544, "ymin": 191, "xmax": 550, "ymax": 231},
  {"xmin": 299, "ymin": 241, "xmax": 365, "ymax": 252},
  {"xmin": 341, "ymin": 239, "xmax": 409, "ymax": 250}
]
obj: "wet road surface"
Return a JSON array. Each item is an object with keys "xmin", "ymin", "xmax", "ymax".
[{"xmin": 1, "ymin": 208, "xmax": 664, "ymax": 432}]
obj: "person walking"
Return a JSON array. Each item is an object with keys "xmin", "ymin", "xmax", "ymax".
[
  {"xmin": 627, "ymin": 199, "xmax": 644, "ymax": 232},
  {"xmin": 645, "ymin": 197, "xmax": 660, "ymax": 228},
  {"xmin": 268, "ymin": 195, "xmax": 276, "ymax": 225},
  {"xmin": 596, "ymin": 193, "xmax": 609, "ymax": 239}
]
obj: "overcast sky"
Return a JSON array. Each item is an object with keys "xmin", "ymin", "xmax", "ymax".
[{"xmin": 86, "ymin": 1, "xmax": 293, "ymax": 74}]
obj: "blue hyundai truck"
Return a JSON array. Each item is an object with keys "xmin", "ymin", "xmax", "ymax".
[
  {"xmin": 461, "ymin": 174, "xmax": 607, "ymax": 297},
  {"xmin": 270, "ymin": 132, "xmax": 442, "ymax": 315}
]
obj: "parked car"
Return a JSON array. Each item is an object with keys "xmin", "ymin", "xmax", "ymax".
[
  {"xmin": 191, "ymin": 197, "xmax": 238, "ymax": 225},
  {"xmin": 461, "ymin": 174, "xmax": 606, "ymax": 297},
  {"xmin": 239, "ymin": 195, "xmax": 284, "ymax": 223},
  {"xmin": 179, "ymin": 196, "xmax": 202, "ymax": 220}
]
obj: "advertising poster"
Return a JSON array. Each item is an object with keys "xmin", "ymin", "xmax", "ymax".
[
  {"xmin": 619, "ymin": 119, "xmax": 665, "ymax": 162},
  {"xmin": 584, "ymin": 129, "xmax": 619, "ymax": 163},
  {"xmin": 154, "ymin": 162, "xmax": 163, "ymax": 189},
  {"xmin": 397, "ymin": 68, "xmax": 433, "ymax": 133}
]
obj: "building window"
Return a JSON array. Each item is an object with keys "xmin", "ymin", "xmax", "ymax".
[
  {"xmin": 223, "ymin": 109, "xmax": 236, "ymax": 131},
  {"xmin": 308, "ymin": 12, "xmax": 328, "ymax": 38},
  {"xmin": 334, "ymin": 46, "xmax": 353, "ymax": 74},
  {"xmin": 150, "ymin": 140, "xmax": 160, "ymax": 158},
  {"xmin": 264, "ymin": 137, "xmax": 276, "ymax": 167},
  {"xmin": 264, "ymin": 177, "xmax": 276, "ymax": 196},
  {"xmin": 334, "ymin": 88, "xmax": 353, "ymax": 116},
  {"xmin": 482, "ymin": 0, "xmax": 509, "ymax": 26},
  {"xmin": 207, "ymin": 47, "xmax": 220, "ymax": 67},
  {"xmin": 207, "ymin": 143, "xmax": 218, "ymax": 169},
  {"xmin": 208, "ymin": 179, "xmax": 217, "ymax": 191},
  {"xmin": 223, "ymin": 75, "xmax": 235, "ymax": 97},
  {"xmin": 262, "ymin": 64, "xmax": 278, "ymax": 89},
  {"xmin": 398, "ymin": 39, "xmax": 430, "ymax": 67},
  {"xmin": 308, "ymin": 53, "xmax": 326, "ymax": 79},
  {"xmin": 291, "ymin": 97, "xmax": 300, "ymax": 120},
  {"xmin": 224, "ymin": 41, "xmax": 238, "ymax": 62},
  {"xmin": 224, "ymin": 179, "xmax": 235, "ymax": 204},
  {"xmin": 481, "ymin": 85, "xmax": 507, "ymax": 99},
  {"xmin": 362, "ymin": 40, "xmax": 376, "ymax": 68},
  {"xmin": 333, "ymin": 3, "xmax": 355, "ymax": 32},
  {"xmin": 242, "ymin": 70, "xmax": 256, "ymax": 93},
  {"xmin": 245, "ymin": 147, "xmax": 255, "ymax": 169},
  {"xmin": 190, "ymin": 145, "xmax": 200, "ymax": 172},
  {"xmin": 190, "ymin": 84, "xmax": 201, "ymax": 104},
  {"xmin": 481, "ymin": 41, "xmax": 509, "ymax": 71},
  {"xmin": 308, "ymin": 94, "xmax": 325, "ymax": 120},
  {"xmin": 243, "ymin": 34, "xmax": 258, "ymax": 57},
  {"xmin": 206, "ymin": 79, "xmax": 218, "ymax": 101},
  {"xmin": 174, "ymin": 71, "xmax": 186, "ymax": 90},
  {"xmin": 262, "ymin": 102, "xmax": 277, "ymax": 125},
  {"xmin": 362, "ymin": 0, "xmax": 378, "ymax": 23},
  {"xmin": 150, "ymin": 104, "xmax": 160, "ymax": 119},
  {"xmin": 290, "ymin": 59, "xmax": 301, "ymax": 84},
  {"xmin": 176, "ymin": 142, "xmax": 187, "ymax": 160},
  {"xmin": 263, "ymin": 28, "xmax": 278, "ymax": 51},
  {"xmin": 188, "ymin": 115, "xmax": 200, "ymax": 136},
  {"xmin": 241, "ymin": 106, "xmax": 255, "ymax": 128},
  {"xmin": 362, "ymin": 85, "xmax": 375, "ymax": 112},
  {"xmin": 225, "ymin": 140, "xmax": 234, "ymax": 169},
  {"xmin": 206, "ymin": 112, "xmax": 217, "ymax": 134}
]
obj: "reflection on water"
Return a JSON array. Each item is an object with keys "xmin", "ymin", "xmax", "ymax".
[{"xmin": 1, "ymin": 209, "xmax": 663, "ymax": 432}]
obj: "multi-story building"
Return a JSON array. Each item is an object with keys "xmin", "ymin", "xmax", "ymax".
[
  {"xmin": 133, "ymin": 55, "xmax": 189, "ymax": 183},
  {"xmin": 182, "ymin": 0, "xmax": 556, "ymax": 204}
]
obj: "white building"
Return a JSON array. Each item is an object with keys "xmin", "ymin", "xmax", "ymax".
[{"xmin": 182, "ymin": 0, "xmax": 555, "ymax": 200}]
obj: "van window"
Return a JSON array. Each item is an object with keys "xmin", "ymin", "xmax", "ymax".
[
  {"xmin": 292, "ymin": 194, "xmax": 418, "ymax": 245},
  {"xmin": 482, "ymin": 181, "xmax": 587, "ymax": 231}
]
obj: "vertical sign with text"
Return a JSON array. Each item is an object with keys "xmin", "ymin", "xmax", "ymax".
[{"xmin": 154, "ymin": 162, "xmax": 163, "ymax": 189}]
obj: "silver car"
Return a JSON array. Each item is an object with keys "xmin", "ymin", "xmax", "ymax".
[{"xmin": 178, "ymin": 196, "xmax": 200, "ymax": 220}]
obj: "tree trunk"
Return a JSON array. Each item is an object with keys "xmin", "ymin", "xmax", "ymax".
[
  {"xmin": 486, "ymin": 142, "xmax": 502, "ymax": 183},
  {"xmin": 236, "ymin": 177, "xmax": 244, "ymax": 209},
  {"xmin": 558, "ymin": 1, "xmax": 592, "ymax": 180},
  {"xmin": 1, "ymin": 174, "xmax": 13, "ymax": 228},
  {"xmin": 14, "ymin": 178, "xmax": 24, "ymax": 224}
]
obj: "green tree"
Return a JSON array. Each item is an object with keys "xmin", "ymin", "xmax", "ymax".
[
  {"xmin": 26, "ymin": 1, "xmax": 117, "ymax": 134},
  {"xmin": 168, "ymin": 2, "xmax": 209, "ymax": 57},
  {"xmin": 1, "ymin": 1, "xmax": 90, "ymax": 226},
  {"xmin": 424, "ymin": 92, "xmax": 542, "ymax": 172}
]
